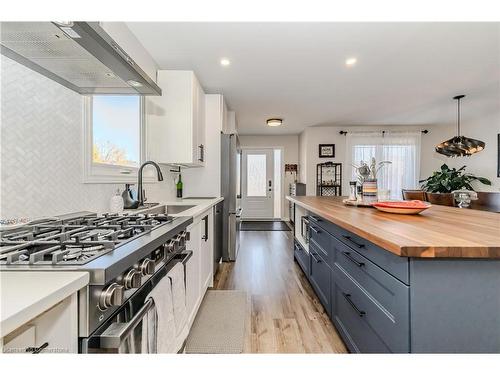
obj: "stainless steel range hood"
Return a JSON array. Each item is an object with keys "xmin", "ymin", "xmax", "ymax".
[{"xmin": 0, "ymin": 22, "xmax": 161, "ymax": 95}]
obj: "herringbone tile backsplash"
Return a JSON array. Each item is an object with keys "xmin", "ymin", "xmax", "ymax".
[{"xmin": 0, "ymin": 56, "xmax": 173, "ymax": 219}]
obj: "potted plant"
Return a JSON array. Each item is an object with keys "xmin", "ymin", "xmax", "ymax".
[{"xmin": 419, "ymin": 164, "xmax": 491, "ymax": 206}]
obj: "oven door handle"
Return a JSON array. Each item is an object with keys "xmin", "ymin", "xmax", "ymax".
[
  {"xmin": 175, "ymin": 250, "xmax": 193, "ymax": 264},
  {"xmin": 100, "ymin": 298, "xmax": 155, "ymax": 349}
]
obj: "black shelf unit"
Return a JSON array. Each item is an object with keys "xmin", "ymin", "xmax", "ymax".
[{"xmin": 316, "ymin": 162, "xmax": 342, "ymax": 196}]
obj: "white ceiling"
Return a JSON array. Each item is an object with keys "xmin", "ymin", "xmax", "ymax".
[{"xmin": 127, "ymin": 22, "xmax": 499, "ymax": 135}]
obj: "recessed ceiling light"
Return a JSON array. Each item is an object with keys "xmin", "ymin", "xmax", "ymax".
[
  {"xmin": 345, "ymin": 57, "xmax": 357, "ymax": 66},
  {"xmin": 220, "ymin": 58, "xmax": 231, "ymax": 66},
  {"xmin": 127, "ymin": 80, "xmax": 143, "ymax": 87},
  {"xmin": 267, "ymin": 118, "xmax": 283, "ymax": 127}
]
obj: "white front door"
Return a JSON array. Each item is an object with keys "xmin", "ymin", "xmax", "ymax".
[{"xmin": 241, "ymin": 149, "xmax": 274, "ymax": 219}]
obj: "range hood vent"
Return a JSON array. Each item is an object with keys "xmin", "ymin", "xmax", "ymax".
[{"xmin": 0, "ymin": 22, "xmax": 161, "ymax": 95}]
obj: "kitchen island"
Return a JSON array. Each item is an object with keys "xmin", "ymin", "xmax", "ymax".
[{"xmin": 287, "ymin": 196, "xmax": 500, "ymax": 353}]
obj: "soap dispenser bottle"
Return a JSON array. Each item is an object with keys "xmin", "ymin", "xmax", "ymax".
[{"xmin": 109, "ymin": 188, "xmax": 124, "ymax": 213}]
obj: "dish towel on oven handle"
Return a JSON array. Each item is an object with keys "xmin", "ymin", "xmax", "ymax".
[
  {"xmin": 141, "ymin": 275, "xmax": 176, "ymax": 353},
  {"xmin": 168, "ymin": 262, "xmax": 189, "ymax": 351}
]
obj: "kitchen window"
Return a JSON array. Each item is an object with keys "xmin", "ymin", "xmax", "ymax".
[
  {"xmin": 84, "ymin": 95, "xmax": 150, "ymax": 183},
  {"xmin": 346, "ymin": 131, "xmax": 421, "ymax": 199}
]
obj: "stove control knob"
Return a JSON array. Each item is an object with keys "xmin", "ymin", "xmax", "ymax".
[
  {"xmin": 175, "ymin": 234, "xmax": 184, "ymax": 248},
  {"xmin": 123, "ymin": 269, "xmax": 142, "ymax": 289},
  {"xmin": 98, "ymin": 283, "xmax": 124, "ymax": 310},
  {"xmin": 165, "ymin": 240, "xmax": 177, "ymax": 254},
  {"xmin": 140, "ymin": 258, "xmax": 155, "ymax": 276}
]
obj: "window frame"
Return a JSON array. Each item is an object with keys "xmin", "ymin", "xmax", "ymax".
[{"xmin": 83, "ymin": 95, "xmax": 154, "ymax": 184}]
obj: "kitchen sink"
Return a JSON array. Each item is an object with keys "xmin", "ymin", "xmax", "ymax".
[
  {"xmin": 124, "ymin": 203, "xmax": 166, "ymax": 215},
  {"xmin": 166, "ymin": 205, "xmax": 196, "ymax": 214}
]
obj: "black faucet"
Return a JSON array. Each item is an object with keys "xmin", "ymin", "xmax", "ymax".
[{"xmin": 137, "ymin": 161, "xmax": 164, "ymax": 207}]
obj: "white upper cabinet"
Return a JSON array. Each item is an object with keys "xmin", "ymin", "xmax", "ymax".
[{"xmin": 147, "ymin": 70, "xmax": 206, "ymax": 167}]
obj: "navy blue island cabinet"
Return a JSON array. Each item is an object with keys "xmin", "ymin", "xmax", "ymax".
[{"xmin": 291, "ymin": 200, "xmax": 500, "ymax": 353}]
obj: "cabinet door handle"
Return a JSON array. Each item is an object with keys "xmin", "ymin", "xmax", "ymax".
[
  {"xmin": 342, "ymin": 293, "xmax": 366, "ymax": 317},
  {"xmin": 310, "ymin": 252, "xmax": 321, "ymax": 263},
  {"xmin": 201, "ymin": 215, "xmax": 208, "ymax": 241},
  {"xmin": 198, "ymin": 144, "xmax": 204, "ymax": 162},
  {"xmin": 342, "ymin": 235, "xmax": 365, "ymax": 249},
  {"xmin": 311, "ymin": 216, "xmax": 322, "ymax": 222},
  {"xmin": 310, "ymin": 226, "xmax": 321, "ymax": 234},
  {"xmin": 342, "ymin": 251, "xmax": 365, "ymax": 267},
  {"xmin": 26, "ymin": 342, "xmax": 49, "ymax": 354}
]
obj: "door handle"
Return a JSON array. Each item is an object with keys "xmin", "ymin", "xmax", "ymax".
[
  {"xmin": 342, "ymin": 293, "xmax": 366, "ymax": 317},
  {"xmin": 202, "ymin": 215, "xmax": 208, "ymax": 241},
  {"xmin": 342, "ymin": 251, "xmax": 365, "ymax": 267},
  {"xmin": 342, "ymin": 235, "xmax": 365, "ymax": 249},
  {"xmin": 310, "ymin": 252, "xmax": 321, "ymax": 263}
]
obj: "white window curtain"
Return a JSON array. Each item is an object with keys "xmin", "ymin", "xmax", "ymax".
[{"xmin": 345, "ymin": 131, "xmax": 421, "ymax": 199}]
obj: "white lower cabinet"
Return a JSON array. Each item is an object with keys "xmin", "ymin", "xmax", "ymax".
[
  {"xmin": 185, "ymin": 207, "xmax": 214, "ymax": 327},
  {"xmin": 186, "ymin": 220, "xmax": 202, "ymax": 326},
  {"xmin": 200, "ymin": 210, "xmax": 214, "ymax": 292},
  {"xmin": 2, "ymin": 293, "xmax": 78, "ymax": 354}
]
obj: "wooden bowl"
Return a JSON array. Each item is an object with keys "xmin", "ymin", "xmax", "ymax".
[{"xmin": 373, "ymin": 200, "xmax": 432, "ymax": 215}]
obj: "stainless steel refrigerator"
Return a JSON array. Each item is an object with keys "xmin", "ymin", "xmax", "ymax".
[{"xmin": 221, "ymin": 133, "xmax": 242, "ymax": 261}]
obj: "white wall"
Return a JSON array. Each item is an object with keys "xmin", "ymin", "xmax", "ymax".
[
  {"xmin": 0, "ymin": 56, "xmax": 176, "ymax": 218},
  {"xmin": 1, "ymin": 56, "xmax": 118, "ymax": 218},
  {"xmin": 238, "ymin": 135, "xmax": 299, "ymax": 220},
  {"xmin": 299, "ymin": 121, "xmax": 499, "ymax": 197}
]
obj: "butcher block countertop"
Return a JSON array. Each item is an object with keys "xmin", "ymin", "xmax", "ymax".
[{"xmin": 287, "ymin": 196, "xmax": 500, "ymax": 258}]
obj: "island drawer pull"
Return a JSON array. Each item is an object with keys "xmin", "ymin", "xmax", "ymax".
[
  {"xmin": 342, "ymin": 235, "xmax": 365, "ymax": 249},
  {"xmin": 342, "ymin": 293, "xmax": 366, "ymax": 317},
  {"xmin": 310, "ymin": 226, "xmax": 321, "ymax": 234},
  {"xmin": 310, "ymin": 216, "xmax": 322, "ymax": 222},
  {"xmin": 342, "ymin": 251, "xmax": 365, "ymax": 267},
  {"xmin": 311, "ymin": 252, "xmax": 321, "ymax": 263}
]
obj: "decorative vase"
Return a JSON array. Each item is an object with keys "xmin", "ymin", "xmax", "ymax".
[{"xmin": 362, "ymin": 179, "xmax": 378, "ymax": 203}]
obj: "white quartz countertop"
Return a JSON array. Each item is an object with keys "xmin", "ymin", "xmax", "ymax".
[
  {"xmin": 160, "ymin": 197, "xmax": 224, "ymax": 217},
  {"xmin": 0, "ymin": 271, "xmax": 89, "ymax": 337}
]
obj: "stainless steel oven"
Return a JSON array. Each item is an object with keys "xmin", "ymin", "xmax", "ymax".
[{"xmin": 80, "ymin": 251, "xmax": 192, "ymax": 353}]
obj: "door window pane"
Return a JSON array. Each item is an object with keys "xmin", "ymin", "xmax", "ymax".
[
  {"xmin": 92, "ymin": 96, "xmax": 140, "ymax": 168},
  {"xmin": 247, "ymin": 154, "xmax": 267, "ymax": 196}
]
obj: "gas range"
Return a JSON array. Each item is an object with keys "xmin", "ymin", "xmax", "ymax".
[
  {"xmin": 0, "ymin": 211, "xmax": 194, "ymax": 338},
  {"xmin": 0, "ymin": 212, "xmax": 175, "ymax": 266}
]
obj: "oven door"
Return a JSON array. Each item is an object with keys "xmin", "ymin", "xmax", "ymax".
[{"xmin": 80, "ymin": 251, "xmax": 192, "ymax": 353}]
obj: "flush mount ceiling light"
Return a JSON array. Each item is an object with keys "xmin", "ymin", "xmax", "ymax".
[
  {"xmin": 127, "ymin": 80, "xmax": 143, "ymax": 87},
  {"xmin": 435, "ymin": 95, "xmax": 485, "ymax": 157},
  {"xmin": 345, "ymin": 57, "xmax": 357, "ymax": 66},
  {"xmin": 267, "ymin": 118, "xmax": 283, "ymax": 127},
  {"xmin": 220, "ymin": 58, "xmax": 231, "ymax": 66}
]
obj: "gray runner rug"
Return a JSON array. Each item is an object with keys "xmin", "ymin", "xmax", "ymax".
[{"xmin": 184, "ymin": 290, "xmax": 247, "ymax": 354}]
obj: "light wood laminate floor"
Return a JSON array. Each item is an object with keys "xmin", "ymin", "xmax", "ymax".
[{"xmin": 213, "ymin": 230, "xmax": 347, "ymax": 353}]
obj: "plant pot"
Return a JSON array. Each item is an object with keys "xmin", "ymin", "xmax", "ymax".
[{"xmin": 425, "ymin": 192, "xmax": 455, "ymax": 207}]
